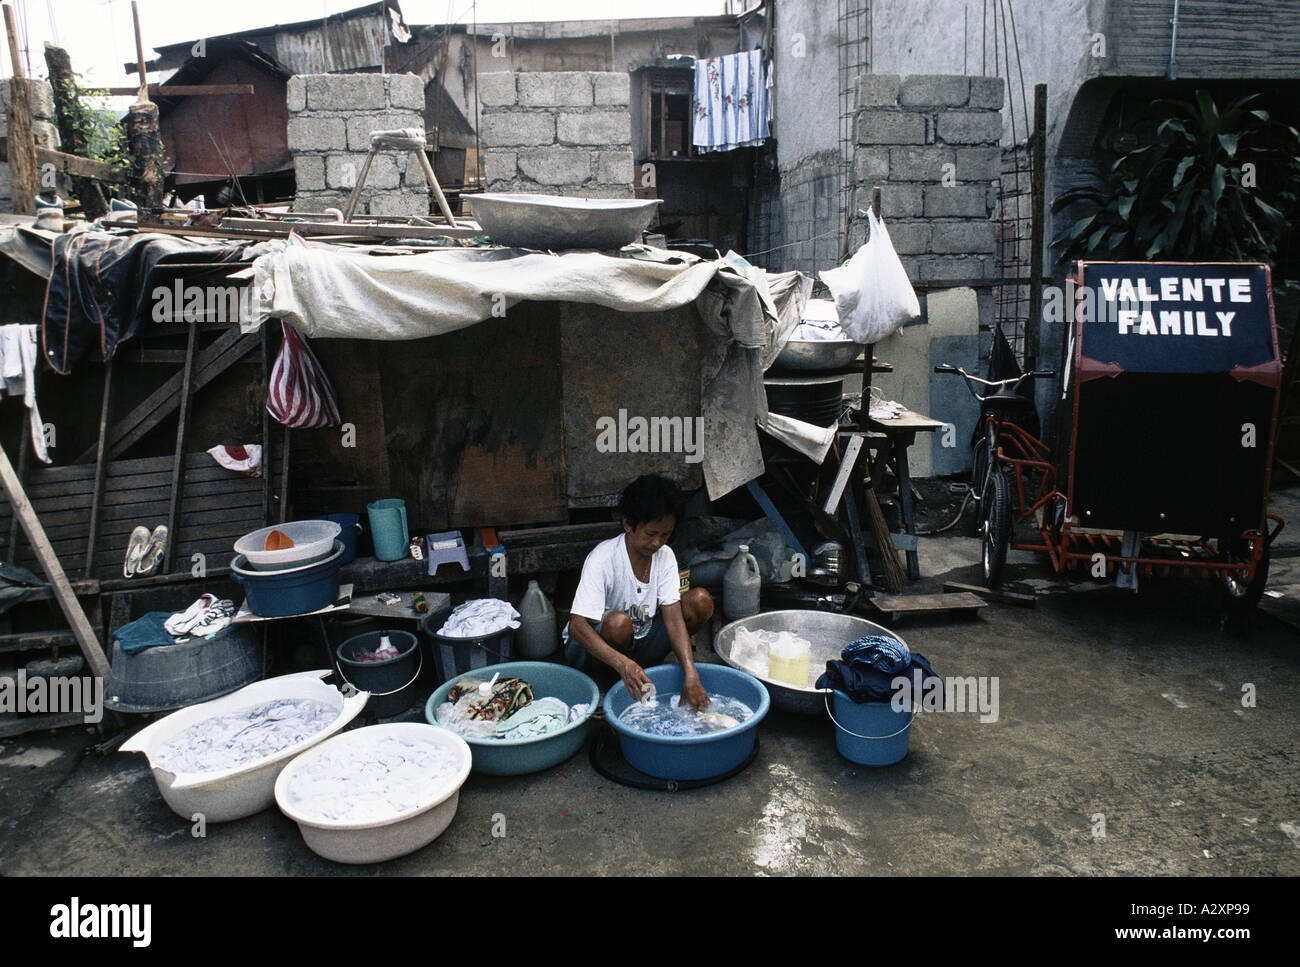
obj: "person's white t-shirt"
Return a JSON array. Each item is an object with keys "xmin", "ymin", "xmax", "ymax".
[{"xmin": 568, "ymin": 535, "xmax": 681, "ymax": 639}]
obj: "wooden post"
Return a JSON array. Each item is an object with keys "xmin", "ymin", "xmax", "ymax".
[
  {"xmin": 1026, "ymin": 83, "xmax": 1047, "ymax": 371},
  {"xmin": 44, "ymin": 43, "xmax": 109, "ymax": 219},
  {"xmin": 164, "ymin": 322, "xmax": 199, "ymax": 574},
  {"xmin": 125, "ymin": 0, "xmax": 163, "ymax": 209},
  {"xmin": 85, "ymin": 359, "xmax": 113, "ymax": 578},
  {"xmin": 131, "ymin": 1, "xmax": 148, "ymax": 104},
  {"xmin": 3, "ymin": 4, "xmax": 38, "ymax": 214},
  {"xmin": 0, "ymin": 439, "xmax": 111, "ymax": 680},
  {"xmin": 857, "ymin": 185, "xmax": 883, "ymax": 431},
  {"xmin": 413, "ymin": 146, "xmax": 460, "ymax": 227}
]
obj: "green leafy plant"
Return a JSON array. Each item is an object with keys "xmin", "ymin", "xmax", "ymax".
[
  {"xmin": 54, "ymin": 74, "xmax": 130, "ymax": 199},
  {"xmin": 1052, "ymin": 91, "xmax": 1300, "ymax": 267}
]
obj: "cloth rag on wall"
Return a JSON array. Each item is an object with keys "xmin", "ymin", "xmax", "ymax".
[
  {"xmin": 207, "ymin": 444, "xmax": 263, "ymax": 477},
  {"xmin": 247, "ymin": 243, "xmax": 809, "ymax": 499},
  {"xmin": 0, "ymin": 324, "xmax": 52, "ymax": 463},
  {"xmin": 692, "ymin": 49, "xmax": 772, "ymax": 153},
  {"xmin": 266, "ymin": 321, "xmax": 342, "ymax": 429},
  {"xmin": 41, "ymin": 232, "xmax": 247, "ymax": 373}
]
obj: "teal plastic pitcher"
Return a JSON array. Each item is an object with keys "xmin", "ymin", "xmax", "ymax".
[{"xmin": 367, "ymin": 498, "xmax": 409, "ymax": 561}]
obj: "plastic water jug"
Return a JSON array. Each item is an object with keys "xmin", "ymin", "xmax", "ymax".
[
  {"xmin": 517, "ymin": 580, "xmax": 558, "ymax": 658},
  {"xmin": 767, "ymin": 632, "xmax": 812, "ymax": 688},
  {"xmin": 723, "ymin": 544, "xmax": 761, "ymax": 620}
]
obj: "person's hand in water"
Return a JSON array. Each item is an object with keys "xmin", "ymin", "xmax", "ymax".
[
  {"xmin": 681, "ymin": 675, "xmax": 709, "ymax": 710},
  {"xmin": 619, "ymin": 658, "xmax": 652, "ymax": 704}
]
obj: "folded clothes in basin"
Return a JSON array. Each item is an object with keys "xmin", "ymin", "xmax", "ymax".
[{"xmin": 437, "ymin": 598, "xmax": 520, "ymax": 638}]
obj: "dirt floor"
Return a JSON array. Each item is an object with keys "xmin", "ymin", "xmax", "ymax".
[{"xmin": 2, "ymin": 489, "xmax": 1298, "ymax": 877}]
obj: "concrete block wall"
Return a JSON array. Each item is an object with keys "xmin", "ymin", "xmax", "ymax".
[
  {"xmin": 478, "ymin": 71, "xmax": 634, "ymax": 197},
  {"xmin": 287, "ymin": 73, "xmax": 431, "ymax": 216},
  {"xmin": 1, "ymin": 80, "xmax": 62, "ymax": 211},
  {"xmin": 848, "ymin": 74, "xmax": 1005, "ymax": 284}
]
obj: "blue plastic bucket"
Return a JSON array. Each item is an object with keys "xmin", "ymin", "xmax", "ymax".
[
  {"xmin": 321, "ymin": 513, "xmax": 363, "ymax": 564},
  {"xmin": 826, "ymin": 691, "xmax": 915, "ymax": 766},
  {"xmin": 604, "ymin": 664, "xmax": 769, "ymax": 781},
  {"xmin": 367, "ymin": 498, "xmax": 409, "ymax": 561}
]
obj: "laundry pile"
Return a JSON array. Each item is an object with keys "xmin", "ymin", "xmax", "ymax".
[
  {"xmin": 618, "ymin": 692, "xmax": 754, "ymax": 737},
  {"xmin": 433, "ymin": 673, "xmax": 587, "ymax": 741},
  {"xmin": 436, "ymin": 598, "xmax": 520, "ymax": 638},
  {"xmin": 154, "ymin": 698, "xmax": 338, "ymax": 774},
  {"xmin": 815, "ymin": 633, "xmax": 943, "ymax": 706},
  {"xmin": 113, "ymin": 594, "xmax": 238, "ymax": 655},
  {"xmin": 282, "ymin": 733, "xmax": 463, "ymax": 825}
]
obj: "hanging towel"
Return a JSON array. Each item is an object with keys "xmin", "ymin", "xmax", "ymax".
[
  {"xmin": 0, "ymin": 325, "xmax": 52, "ymax": 464},
  {"xmin": 207, "ymin": 444, "xmax": 263, "ymax": 477},
  {"xmin": 266, "ymin": 321, "xmax": 341, "ymax": 429},
  {"xmin": 692, "ymin": 49, "xmax": 772, "ymax": 153}
]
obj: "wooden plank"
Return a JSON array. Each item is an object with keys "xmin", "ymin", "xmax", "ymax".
[
  {"xmin": 164, "ymin": 321, "xmax": 200, "ymax": 572},
  {"xmin": 869, "ymin": 592, "xmax": 987, "ymax": 622},
  {"xmin": 0, "ymin": 630, "xmax": 76, "ymax": 654},
  {"xmin": 91, "ymin": 84, "xmax": 254, "ymax": 97},
  {"xmin": 85, "ymin": 360, "xmax": 113, "ymax": 578},
  {"xmin": 3, "ymin": 73, "xmax": 38, "ymax": 215},
  {"xmin": 34, "ymin": 145, "xmax": 127, "ymax": 184},
  {"xmin": 943, "ymin": 580, "xmax": 1037, "ymax": 608},
  {"xmin": 5, "ymin": 427, "xmax": 28, "ymax": 564},
  {"xmin": 0, "ymin": 440, "xmax": 111, "ymax": 680},
  {"xmin": 0, "ymin": 711, "xmax": 90, "ymax": 738},
  {"xmin": 219, "ymin": 217, "xmax": 479, "ymax": 240}
]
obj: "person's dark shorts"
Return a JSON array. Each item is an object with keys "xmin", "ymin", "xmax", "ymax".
[{"xmin": 562, "ymin": 610, "xmax": 671, "ymax": 672}]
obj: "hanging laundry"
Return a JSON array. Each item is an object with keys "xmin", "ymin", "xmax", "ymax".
[
  {"xmin": 207, "ymin": 444, "xmax": 263, "ymax": 477},
  {"xmin": 266, "ymin": 321, "xmax": 342, "ymax": 429},
  {"xmin": 692, "ymin": 49, "xmax": 772, "ymax": 154},
  {"xmin": 0, "ymin": 325, "xmax": 51, "ymax": 463}
]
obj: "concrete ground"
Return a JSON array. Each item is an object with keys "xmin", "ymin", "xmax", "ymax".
[{"xmin": 2, "ymin": 492, "xmax": 1299, "ymax": 877}]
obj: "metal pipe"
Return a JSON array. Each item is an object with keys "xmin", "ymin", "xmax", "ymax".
[{"xmin": 1167, "ymin": 0, "xmax": 1181, "ymax": 80}]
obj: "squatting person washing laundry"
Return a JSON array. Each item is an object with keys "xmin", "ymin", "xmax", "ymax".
[{"xmin": 564, "ymin": 475, "xmax": 714, "ymax": 709}]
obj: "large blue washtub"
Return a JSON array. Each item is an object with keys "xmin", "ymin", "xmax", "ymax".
[
  {"xmin": 603, "ymin": 663, "xmax": 769, "ymax": 781},
  {"xmin": 424, "ymin": 660, "xmax": 599, "ymax": 775}
]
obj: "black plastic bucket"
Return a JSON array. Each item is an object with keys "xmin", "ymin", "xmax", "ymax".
[{"xmin": 336, "ymin": 629, "xmax": 422, "ymax": 718}]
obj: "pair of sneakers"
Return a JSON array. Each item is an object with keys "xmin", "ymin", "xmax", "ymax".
[
  {"xmin": 124, "ymin": 525, "xmax": 168, "ymax": 578},
  {"xmin": 165, "ymin": 594, "xmax": 237, "ymax": 639}
]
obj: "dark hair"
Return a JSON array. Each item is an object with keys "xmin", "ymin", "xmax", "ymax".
[{"xmin": 619, "ymin": 474, "xmax": 684, "ymax": 529}]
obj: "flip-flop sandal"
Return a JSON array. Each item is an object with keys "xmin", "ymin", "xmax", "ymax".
[
  {"xmin": 165, "ymin": 593, "xmax": 217, "ymax": 637},
  {"xmin": 123, "ymin": 526, "xmax": 151, "ymax": 578},
  {"xmin": 136, "ymin": 525, "xmax": 169, "ymax": 577}
]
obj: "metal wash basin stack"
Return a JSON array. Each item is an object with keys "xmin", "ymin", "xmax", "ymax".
[{"xmin": 465, "ymin": 193, "xmax": 662, "ymax": 250}]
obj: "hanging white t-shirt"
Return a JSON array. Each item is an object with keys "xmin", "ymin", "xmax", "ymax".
[{"xmin": 568, "ymin": 535, "xmax": 681, "ymax": 639}]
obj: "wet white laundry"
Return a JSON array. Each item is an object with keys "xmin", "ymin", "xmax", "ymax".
[
  {"xmin": 730, "ymin": 628, "xmax": 812, "ymax": 680},
  {"xmin": 0, "ymin": 325, "xmax": 51, "ymax": 464},
  {"xmin": 284, "ymin": 735, "xmax": 462, "ymax": 824},
  {"xmin": 437, "ymin": 598, "xmax": 521, "ymax": 638},
  {"xmin": 154, "ymin": 699, "xmax": 338, "ymax": 774}
]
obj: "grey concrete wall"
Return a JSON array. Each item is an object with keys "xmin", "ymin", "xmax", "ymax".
[
  {"xmin": 478, "ymin": 71, "xmax": 634, "ymax": 197},
  {"xmin": 0, "ymin": 80, "xmax": 61, "ymax": 212},
  {"xmin": 287, "ymin": 73, "xmax": 431, "ymax": 216}
]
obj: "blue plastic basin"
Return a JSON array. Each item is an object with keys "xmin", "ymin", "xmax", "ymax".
[
  {"xmin": 603, "ymin": 664, "xmax": 769, "ymax": 781},
  {"xmin": 424, "ymin": 660, "xmax": 599, "ymax": 775}
]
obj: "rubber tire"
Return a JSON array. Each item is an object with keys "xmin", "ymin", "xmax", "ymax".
[
  {"xmin": 1220, "ymin": 539, "xmax": 1270, "ymax": 612},
  {"xmin": 982, "ymin": 468, "xmax": 1012, "ymax": 589}
]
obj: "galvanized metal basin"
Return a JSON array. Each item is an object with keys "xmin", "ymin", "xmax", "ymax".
[
  {"xmin": 713, "ymin": 609, "xmax": 908, "ymax": 715},
  {"xmin": 773, "ymin": 339, "xmax": 863, "ymax": 372},
  {"xmin": 466, "ymin": 192, "xmax": 662, "ymax": 250}
]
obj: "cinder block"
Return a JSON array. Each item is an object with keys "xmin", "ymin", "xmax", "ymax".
[
  {"xmin": 477, "ymin": 72, "xmax": 518, "ymax": 107},
  {"xmin": 937, "ymin": 110, "xmax": 1003, "ymax": 144},
  {"xmin": 557, "ymin": 110, "xmax": 630, "ymax": 147},
  {"xmin": 483, "ymin": 149, "xmax": 518, "ymax": 185},
  {"xmin": 29, "ymin": 80, "xmax": 55, "ymax": 119},
  {"xmin": 292, "ymin": 189, "xmax": 350, "ymax": 213},
  {"xmin": 888, "ymin": 145, "xmax": 956, "ymax": 182},
  {"xmin": 887, "ymin": 220, "xmax": 931, "ymax": 255},
  {"xmin": 519, "ymin": 72, "xmax": 594, "ymax": 107},
  {"xmin": 593, "ymin": 72, "xmax": 631, "ymax": 106},
  {"xmin": 32, "ymin": 120, "xmax": 59, "ymax": 149},
  {"xmin": 855, "ymin": 109, "xmax": 927, "ymax": 145},
  {"xmin": 517, "ymin": 146, "xmax": 592, "ymax": 185},
  {"xmin": 294, "ymin": 154, "xmax": 325, "ymax": 190},
  {"xmin": 346, "ymin": 112, "xmax": 423, "ymax": 150},
  {"xmin": 327, "ymin": 153, "xmax": 399, "ymax": 190},
  {"xmin": 481, "ymin": 110, "xmax": 555, "ymax": 147},
  {"xmin": 954, "ymin": 145, "xmax": 1001, "ymax": 182},
  {"xmin": 899, "ymin": 75, "xmax": 970, "ymax": 109},
  {"xmin": 370, "ymin": 193, "xmax": 430, "ymax": 217},
  {"xmin": 583, "ymin": 184, "xmax": 636, "ymax": 198},
  {"xmin": 875, "ymin": 183, "xmax": 924, "ymax": 218},
  {"xmin": 855, "ymin": 74, "xmax": 899, "ymax": 109},
  {"xmin": 929, "ymin": 220, "xmax": 996, "ymax": 254},
  {"xmin": 388, "ymin": 73, "xmax": 425, "ymax": 111},
  {"xmin": 968, "ymin": 76, "xmax": 1005, "ymax": 109},
  {"xmin": 596, "ymin": 149, "xmax": 634, "ymax": 185},
  {"xmin": 923, "ymin": 184, "xmax": 993, "ymax": 217},
  {"xmin": 854, "ymin": 147, "xmax": 890, "ymax": 183},
  {"xmin": 287, "ymin": 116, "xmax": 347, "ymax": 152},
  {"xmin": 287, "ymin": 76, "xmax": 306, "ymax": 112},
  {"xmin": 307, "ymin": 74, "xmax": 386, "ymax": 111}
]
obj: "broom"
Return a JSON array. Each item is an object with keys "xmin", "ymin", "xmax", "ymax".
[{"xmin": 860, "ymin": 468, "xmax": 907, "ymax": 593}]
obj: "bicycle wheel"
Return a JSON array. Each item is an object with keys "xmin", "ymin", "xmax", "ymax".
[{"xmin": 982, "ymin": 468, "xmax": 1012, "ymax": 589}]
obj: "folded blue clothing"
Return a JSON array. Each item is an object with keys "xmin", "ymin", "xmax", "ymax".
[
  {"xmin": 816, "ymin": 649, "xmax": 942, "ymax": 706},
  {"xmin": 842, "ymin": 634, "xmax": 911, "ymax": 675},
  {"xmin": 113, "ymin": 611, "xmax": 176, "ymax": 656}
]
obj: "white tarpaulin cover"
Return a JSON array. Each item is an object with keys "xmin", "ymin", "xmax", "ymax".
[{"xmin": 246, "ymin": 242, "xmax": 811, "ymax": 499}]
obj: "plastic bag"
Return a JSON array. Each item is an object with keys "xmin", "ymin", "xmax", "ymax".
[{"xmin": 819, "ymin": 209, "xmax": 921, "ymax": 344}]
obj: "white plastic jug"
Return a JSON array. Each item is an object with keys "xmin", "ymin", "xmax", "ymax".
[
  {"xmin": 517, "ymin": 580, "xmax": 558, "ymax": 658},
  {"xmin": 723, "ymin": 544, "xmax": 762, "ymax": 620}
]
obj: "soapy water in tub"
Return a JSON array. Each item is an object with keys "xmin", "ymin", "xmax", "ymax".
[
  {"xmin": 284, "ymin": 734, "xmax": 463, "ymax": 825},
  {"xmin": 154, "ymin": 699, "xmax": 338, "ymax": 774},
  {"xmin": 618, "ymin": 693, "xmax": 754, "ymax": 737}
]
